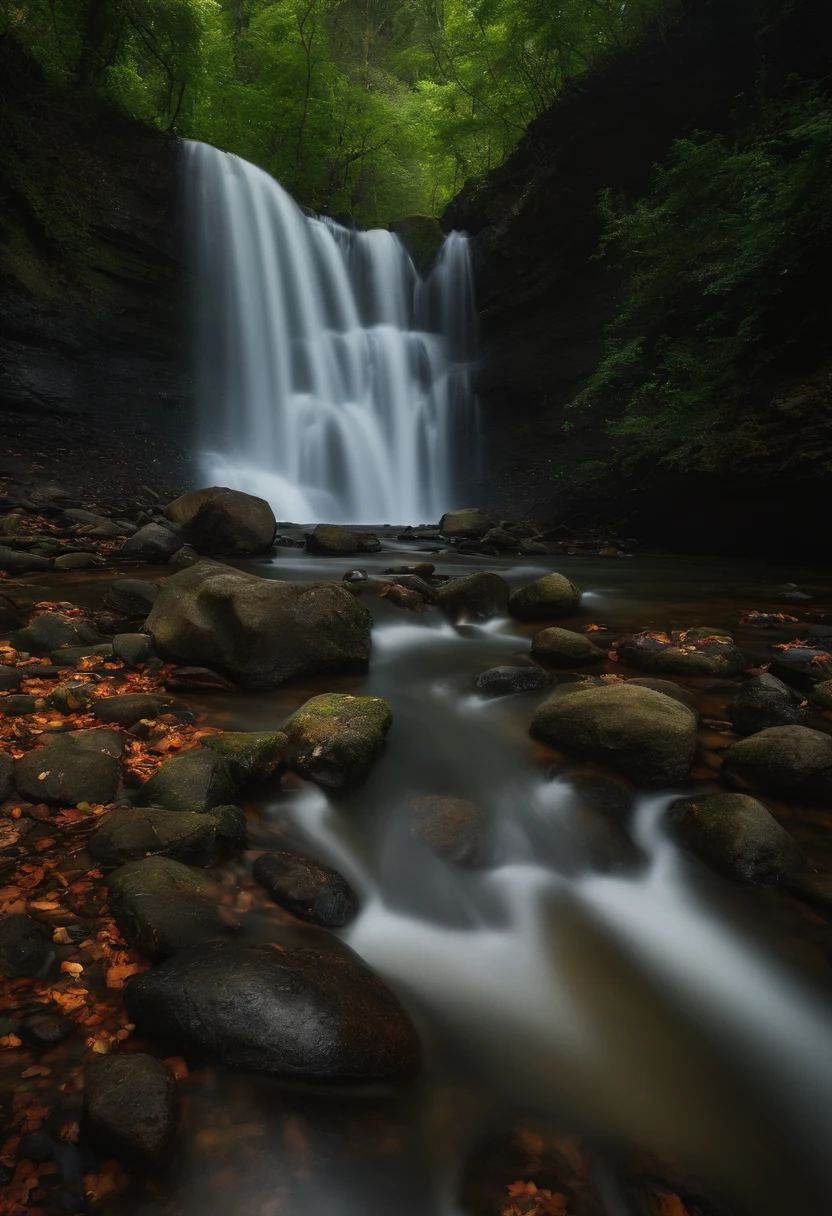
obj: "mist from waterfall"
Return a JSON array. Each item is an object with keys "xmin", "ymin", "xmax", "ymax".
[{"xmin": 182, "ymin": 140, "xmax": 480, "ymax": 525}]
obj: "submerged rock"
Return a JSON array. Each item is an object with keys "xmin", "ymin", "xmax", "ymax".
[
  {"xmin": 530, "ymin": 683, "xmax": 697, "ymax": 786},
  {"xmin": 145, "ymin": 562, "xmax": 372, "ymax": 690},
  {"xmin": 531, "ymin": 627, "xmax": 606, "ymax": 667},
  {"xmin": 435, "ymin": 571, "xmax": 510, "ymax": 621},
  {"xmin": 18, "ymin": 1011, "xmax": 75, "ymax": 1048},
  {"xmin": 811, "ymin": 679, "xmax": 832, "ymax": 710},
  {"xmin": 306, "ymin": 523, "xmax": 358, "ymax": 555},
  {"xmin": 252, "ymin": 851, "xmax": 357, "ymax": 927},
  {"xmin": 83, "ymin": 1053, "xmax": 179, "ymax": 1168},
  {"xmin": 0, "ymin": 547, "xmax": 51, "ymax": 575},
  {"xmin": 104, "ymin": 579, "xmax": 160, "ymax": 617},
  {"xmin": 107, "ymin": 856, "xmax": 232, "ymax": 962},
  {"xmin": 134, "ymin": 747, "xmax": 235, "ymax": 814},
  {"xmin": 508, "ymin": 573, "xmax": 581, "ymax": 621},
  {"xmin": 409, "ymin": 795, "xmax": 483, "ymax": 864},
  {"xmin": 90, "ymin": 806, "xmax": 245, "ymax": 868},
  {"xmin": 11, "ymin": 613, "xmax": 99, "ymax": 655},
  {"xmin": 14, "ymin": 731, "xmax": 121, "ymax": 806},
  {"xmin": 283, "ymin": 693, "xmax": 392, "ymax": 788},
  {"xmin": 730, "ymin": 674, "xmax": 805, "ymax": 735},
  {"xmin": 0, "ymin": 666, "xmax": 21, "ymax": 692},
  {"xmin": 641, "ymin": 641, "xmax": 746, "ymax": 677},
  {"xmin": 722, "ymin": 725, "xmax": 832, "ymax": 802},
  {"xmin": 475, "ymin": 665, "xmax": 554, "ymax": 695},
  {"xmin": 670, "ymin": 792, "xmax": 802, "ymax": 886},
  {"xmin": 0, "ymin": 914, "xmax": 55, "ymax": 979},
  {"xmin": 0, "ymin": 754, "xmax": 13, "ymax": 800},
  {"xmin": 438, "ymin": 508, "xmax": 493, "ymax": 538},
  {"xmin": 166, "ymin": 486, "xmax": 276, "ymax": 555},
  {"xmin": 125, "ymin": 939, "xmax": 419, "ymax": 1079}
]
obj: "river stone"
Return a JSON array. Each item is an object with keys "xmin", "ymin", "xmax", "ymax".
[
  {"xmin": 200, "ymin": 731, "xmax": 286, "ymax": 787},
  {"xmin": 11, "ymin": 613, "xmax": 99, "ymax": 655},
  {"xmin": 0, "ymin": 753, "xmax": 13, "ymax": 800},
  {"xmin": 49, "ymin": 643, "xmax": 113, "ymax": 667},
  {"xmin": 0, "ymin": 596, "xmax": 22, "ymax": 632},
  {"xmin": 112, "ymin": 632, "xmax": 157, "ymax": 667},
  {"xmin": 531, "ymin": 628, "xmax": 606, "ymax": 667},
  {"xmin": 481, "ymin": 527, "xmax": 520, "ymax": 552},
  {"xmin": 811, "ymin": 679, "xmax": 832, "ymax": 710},
  {"xmin": 92, "ymin": 694, "xmax": 167, "ymax": 727},
  {"xmin": 0, "ymin": 665, "xmax": 21, "ymax": 692},
  {"xmin": 626, "ymin": 678, "xmax": 698, "ymax": 713},
  {"xmin": 83, "ymin": 1053, "xmax": 179, "ymax": 1168},
  {"xmin": 252, "ymin": 851, "xmax": 357, "ymax": 927},
  {"xmin": 730, "ymin": 674, "xmax": 805, "ymax": 735},
  {"xmin": 166, "ymin": 487, "xmax": 276, "ymax": 555},
  {"xmin": 306, "ymin": 524, "xmax": 358, "ymax": 555},
  {"xmin": 476, "ymin": 666, "xmax": 554, "ymax": 695},
  {"xmin": 435, "ymin": 571, "xmax": 510, "ymax": 621},
  {"xmin": 0, "ymin": 914, "xmax": 55, "ymax": 978},
  {"xmin": 615, "ymin": 634, "xmax": 670, "ymax": 667},
  {"xmin": 124, "ymin": 938, "xmax": 420, "ymax": 1079},
  {"xmin": 14, "ymin": 732, "xmax": 121, "ymax": 805},
  {"xmin": 0, "ymin": 547, "xmax": 52, "ymax": 574},
  {"xmin": 54, "ymin": 552, "xmax": 101, "ymax": 571},
  {"xmin": 0, "ymin": 694, "xmax": 38, "ymax": 716},
  {"xmin": 134, "ymin": 747, "xmax": 235, "ymax": 814},
  {"xmin": 107, "ymin": 856, "xmax": 231, "ymax": 962},
  {"xmin": 530, "ymin": 683, "xmax": 697, "ymax": 786},
  {"xmin": 283, "ymin": 693, "xmax": 392, "ymax": 788},
  {"xmin": 90, "ymin": 806, "xmax": 245, "ymax": 868},
  {"xmin": 508, "ymin": 574, "xmax": 581, "ymax": 621},
  {"xmin": 670, "ymin": 793, "xmax": 802, "ymax": 886},
  {"xmin": 104, "ymin": 579, "xmax": 160, "ymax": 617},
  {"xmin": 118, "ymin": 524, "xmax": 182, "ymax": 563},
  {"xmin": 48, "ymin": 680, "xmax": 98, "ymax": 714},
  {"xmin": 438, "ymin": 508, "xmax": 493, "ymax": 538},
  {"xmin": 642, "ymin": 641, "xmax": 747, "ymax": 677},
  {"xmin": 409, "ymin": 795, "xmax": 483, "ymax": 864},
  {"xmin": 722, "ymin": 725, "xmax": 832, "ymax": 802},
  {"xmin": 18, "ymin": 1011, "xmax": 75, "ymax": 1048},
  {"xmin": 145, "ymin": 562, "xmax": 372, "ymax": 691},
  {"xmin": 769, "ymin": 647, "xmax": 832, "ymax": 693}
]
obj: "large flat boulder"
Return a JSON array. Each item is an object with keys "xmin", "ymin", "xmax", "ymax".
[
  {"xmin": 165, "ymin": 487, "xmax": 276, "ymax": 555},
  {"xmin": 145, "ymin": 562, "xmax": 372, "ymax": 691}
]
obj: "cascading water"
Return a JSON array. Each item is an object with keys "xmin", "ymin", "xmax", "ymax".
[{"xmin": 182, "ymin": 140, "xmax": 480, "ymax": 524}]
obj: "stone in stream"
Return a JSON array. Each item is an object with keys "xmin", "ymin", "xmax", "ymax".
[
  {"xmin": 118, "ymin": 523, "xmax": 182, "ymax": 563},
  {"xmin": 409, "ymin": 795, "xmax": 483, "ymax": 864},
  {"xmin": 435, "ymin": 571, "xmax": 510, "ymax": 621},
  {"xmin": 531, "ymin": 627, "xmax": 606, "ymax": 667},
  {"xmin": 670, "ymin": 792, "xmax": 803, "ymax": 886},
  {"xmin": 90, "ymin": 806, "xmax": 246, "ymax": 868},
  {"xmin": 48, "ymin": 681, "xmax": 98, "ymax": 714},
  {"xmin": 54, "ymin": 552, "xmax": 101, "ymax": 571},
  {"xmin": 625, "ymin": 677, "xmax": 698, "ymax": 714},
  {"xmin": 83, "ymin": 1053, "xmax": 179, "ymax": 1168},
  {"xmin": 165, "ymin": 665, "xmax": 237, "ymax": 692},
  {"xmin": 49, "ymin": 643, "xmax": 113, "ymax": 667},
  {"xmin": 530, "ymin": 683, "xmax": 697, "ymax": 787},
  {"xmin": 305, "ymin": 523, "xmax": 358, "ymax": 555},
  {"xmin": 18, "ymin": 1011, "xmax": 75, "ymax": 1048},
  {"xmin": 145, "ymin": 562, "xmax": 372, "ymax": 691},
  {"xmin": 507, "ymin": 573, "xmax": 581, "ymax": 621},
  {"xmin": 104, "ymin": 579, "xmax": 160, "ymax": 617},
  {"xmin": 0, "ymin": 666, "xmax": 21, "ymax": 692},
  {"xmin": 0, "ymin": 547, "xmax": 52, "ymax": 575},
  {"xmin": 0, "ymin": 695, "xmax": 38, "ymax": 716},
  {"xmin": 438, "ymin": 508, "xmax": 493, "ymax": 538},
  {"xmin": 92, "ymin": 693, "xmax": 168, "ymax": 727},
  {"xmin": 729, "ymin": 674, "xmax": 805, "ymax": 735},
  {"xmin": 722, "ymin": 725, "xmax": 832, "ymax": 802},
  {"xmin": 476, "ymin": 665, "xmax": 554, "ymax": 695},
  {"xmin": 107, "ymin": 856, "xmax": 233, "ymax": 962},
  {"xmin": 615, "ymin": 634, "xmax": 671, "ymax": 667},
  {"xmin": 165, "ymin": 486, "xmax": 276, "ymax": 555},
  {"xmin": 112, "ymin": 632, "xmax": 157, "ymax": 667},
  {"xmin": 124, "ymin": 938, "xmax": 420, "ymax": 1079},
  {"xmin": 641, "ymin": 641, "xmax": 747, "ymax": 678},
  {"xmin": 200, "ymin": 731, "xmax": 287, "ymax": 786},
  {"xmin": 134, "ymin": 747, "xmax": 236, "ymax": 814},
  {"xmin": 283, "ymin": 693, "xmax": 392, "ymax": 789},
  {"xmin": 769, "ymin": 647, "xmax": 832, "ymax": 693},
  {"xmin": 811, "ymin": 679, "xmax": 832, "ymax": 710},
  {"xmin": 10, "ymin": 613, "xmax": 100, "ymax": 655},
  {"xmin": 14, "ymin": 731, "xmax": 121, "ymax": 806},
  {"xmin": 0, "ymin": 753, "xmax": 13, "ymax": 800},
  {"xmin": 252, "ymin": 851, "xmax": 357, "ymax": 927},
  {"xmin": 0, "ymin": 914, "xmax": 55, "ymax": 979},
  {"xmin": 381, "ymin": 583, "xmax": 424, "ymax": 610},
  {"xmin": 482, "ymin": 527, "xmax": 521, "ymax": 552}
]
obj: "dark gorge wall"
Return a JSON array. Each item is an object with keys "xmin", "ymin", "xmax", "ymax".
[
  {"xmin": 449, "ymin": 0, "xmax": 832, "ymax": 555},
  {"xmin": 0, "ymin": 37, "xmax": 191, "ymax": 506}
]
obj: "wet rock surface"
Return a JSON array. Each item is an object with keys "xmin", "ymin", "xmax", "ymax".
[
  {"xmin": 670, "ymin": 792, "xmax": 803, "ymax": 886},
  {"xmin": 723, "ymin": 725, "xmax": 832, "ymax": 802},
  {"xmin": 13, "ymin": 731, "xmax": 121, "ymax": 805},
  {"xmin": 252, "ymin": 851, "xmax": 357, "ymax": 927},
  {"xmin": 83, "ymin": 1053, "xmax": 179, "ymax": 1167},
  {"xmin": 104, "ymin": 579, "xmax": 160, "ymax": 617},
  {"xmin": 166, "ymin": 486, "xmax": 276, "ymax": 554},
  {"xmin": 438, "ymin": 508, "xmax": 493, "ymax": 538},
  {"xmin": 476, "ymin": 665, "xmax": 554, "ymax": 695},
  {"xmin": 282, "ymin": 693, "xmax": 393, "ymax": 788},
  {"xmin": 508, "ymin": 573, "xmax": 581, "ymax": 620},
  {"xmin": 306, "ymin": 523, "xmax": 358, "ymax": 555},
  {"xmin": 90, "ymin": 806, "xmax": 244, "ymax": 867},
  {"xmin": 0, "ymin": 914, "xmax": 55, "ymax": 978},
  {"xmin": 435, "ymin": 571, "xmax": 510, "ymax": 621},
  {"xmin": 409, "ymin": 795, "xmax": 483, "ymax": 864},
  {"xmin": 106, "ymin": 856, "xmax": 233, "ymax": 962},
  {"xmin": 730, "ymin": 673, "xmax": 806, "ymax": 734},
  {"xmin": 134, "ymin": 747, "xmax": 236, "ymax": 814},
  {"xmin": 531, "ymin": 627, "xmax": 606, "ymax": 667}
]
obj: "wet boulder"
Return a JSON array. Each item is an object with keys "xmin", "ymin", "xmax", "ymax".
[
  {"xmin": 0, "ymin": 547, "xmax": 51, "ymax": 575},
  {"xmin": 0, "ymin": 914, "xmax": 55, "ymax": 978},
  {"xmin": 722, "ymin": 725, "xmax": 832, "ymax": 802},
  {"xmin": 769, "ymin": 647, "xmax": 832, "ymax": 694},
  {"xmin": 54, "ymin": 551, "xmax": 101, "ymax": 571},
  {"xmin": 118, "ymin": 523, "xmax": 183, "ymax": 563},
  {"xmin": 0, "ymin": 753, "xmax": 13, "ymax": 800},
  {"xmin": 0, "ymin": 596, "xmax": 22, "ymax": 632},
  {"xmin": 641, "ymin": 641, "xmax": 746, "ymax": 678},
  {"xmin": 626, "ymin": 678, "xmax": 698, "ymax": 714},
  {"xmin": 145, "ymin": 562, "xmax": 372, "ymax": 691},
  {"xmin": 409, "ymin": 795, "xmax": 483, "ymax": 864},
  {"xmin": 381, "ymin": 584, "xmax": 424, "ymax": 611},
  {"xmin": 615, "ymin": 634, "xmax": 670, "ymax": 668},
  {"xmin": 253, "ymin": 851, "xmax": 357, "ymax": 927},
  {"xmin": 124, "ymin": 938, "xmax": 420, "ymax": 1080},
  {"xmin": 0, "ymin": 666, "xmax": 21, "ymax": 692},
  {"xmin": 18, "ymin": 1011, "xmax": 75, "ymax": 1048},
  {"xmin": 83, "ymin": 1053, "xmax": 179, "ymax": 1168},
  {"xmin": 476, "ymin": 666, "xmax": 554, "ymax": 695},
  {"xmin": 48, "ymin": 680, "xmax": 98, "ymax": 714},
  {"xmin": 103, "ymin": 579, "xmax": 160, "ymax": 618},
  {"xmin": 811, "ymin": 679, "xmax": 832, "ymax": 710},
  {"xmin": 730, "ymin": 674, "xmax": 805, "ymax": 735},
  {"xmin": 508, "ymin": 573, "xmax": 581, "ymax": 621},
  {"xmin": 165, "ymin": 487, "xmax": 276, "ymax": 555},
  {"xmin": 305, "ymin": 524, "xmax": 358, "ymax": 555},
  {"xmin": 670, "ymin": 792, "xmax": 802, "ymax": 886},
  {"xmin": 112, "ymin": 632, "xmax": 157, "ymax": 667},
  {"xmin": 530, "ymin": 683, "xmax": 697, "ymax": 787},
  {"xmin": 200, "ymin": 731, "xmax": 286, "ymax": 787},
  {"xmin": 134, "ymin": 747, "xmax": 235, "ymax": 814},
  {"xmin": 49, "ymin": 643, "xmax": 113, "ymax": 666},
  {"xmin": 438, "ymin": 508, "xmax": 493, "ymax": 538},
  {"xmin": 531, "ymin": 627, "xmax": 606, "ymax": 667},
  {"xmin": 283, "ymin": 693, "xmax": 392, "ymax": 788},
  {"xmin": 92, "ymin": 693, "xmax": 167, "ymax": 728},
  {"xmin": 90, "ymin": 806, "xmax": 245, "ymax": 868},
  {"xmin": 0, "ymin": 695, "xmax": 38, "ymax": 716},
  {"xmin": 107, "ymin": 856, "xmax": 232, "ymax": 962},
  {"xmin": 482, "ymin": 527, "xmax": 520, "ymax": 552},
  {"xmin": 435, "ymin": 571, "xmax": 510, "ymax": 621},
  {"xmin": 14, "ymin": 731, "xmax": 121, "ymax": 806},
  {"xmin": 10, "ymin": 613, "xmax": 100, "ymax": 655}
]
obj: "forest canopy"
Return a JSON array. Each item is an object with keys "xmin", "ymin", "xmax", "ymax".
[{"xmin": 1, "ymin": 0, "xmax": 682, "ymax": 223}]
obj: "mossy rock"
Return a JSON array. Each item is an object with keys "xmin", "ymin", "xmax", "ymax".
[
  {"xmin": 200, "ymin": 732, "xmax": 287, "ymax": 787},
  {"xmin": 670, "ymin": 792, "xmax": 802, "ymax": 886},
  {"xmin": 90, "ymin": 805, "xmax": 246, "ymax": 868},
  {"xmin": 810, "ymin": 679, "xmax": 832, "ymax": 710},
  {"xmin": 722, "ymin": 725, "xmax": 832, "ymax": 802},
  {"xmin": 106, "ymin": 856, "xmax": 232, "ymax": 962},
  {"xmin": 531, "ymin": 628, "xmax": 606, "ymax": 667},
  {"xmin": 283, "ymin": 693, "xmax": 393, "ymax": 789},
  {"xmin": 134, "ymin": 748, "xmax": 236, "ymax": 814},
  {"xmin": 642, "ymin": 641, "xmax": 746, "ymax": 678},
  {"xmin": 508, "ymin": 574, "xmax": 581, "ymax": 621},
  {"xmin": 435, "ymin": 571, "xmax": 510, "ymax": 621}
]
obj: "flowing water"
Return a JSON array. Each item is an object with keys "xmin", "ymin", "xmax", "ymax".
[
  {"xmin": 49, "ymin": 549, "xmax": 832, "ymax": 1216},
  {"xmin": 182, "ymin": 141, "xmax": 479, "ymax": 524}
]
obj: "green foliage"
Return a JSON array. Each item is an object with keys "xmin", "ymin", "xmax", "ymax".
[
  {"xmin": 2, "ymin": 0, "xmax": 679, "ymax": 224},
  {"xmin": 570, "ymin": 86, "xmax": 832, "ymax": 472}
]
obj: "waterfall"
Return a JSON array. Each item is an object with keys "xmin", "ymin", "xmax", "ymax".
[{"xmin": 182, "ymin": 140, "xmax": 480, "ymax": 525}]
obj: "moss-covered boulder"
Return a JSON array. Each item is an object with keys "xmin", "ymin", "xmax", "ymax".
[
  {"xmin": 642, "ymin": 641, "xmax": 747, "ymax": 678},
  {"xmin": 165, "ymin": 487, "xmax": 276, "ymax": 555},
  {"xmin": 811, "ymin": 679, "xmax": 832, "ymax": 710},
  {"xmin": 200, "ymin": 731, "xmax": 286, "ymax": 787},
  {"xmin": 134, "ymin": 748, "xmax": 235, "ymax": 814},
  {"xmin": 626, "ymin": 678, "xmax": 698, "ymax": 714},
  {"xmin": 83, "ymin": 1053, "xmax": 179, "ymax": 1169},
  {"xmin": 531, "ymin": 628, "xmax": 606, "ymax": 667},
  {"xmin": 508, "ymin": 574, "xmax": 581, "ymax": 621},
  {"xmin": 438, "ymin": 508, "xmax": 493, "ymax": 538},
  {"xmin": 90, "ymin": 806, "xmax": 246, "ymax": 868},
  {"xmin": 305, "ymin": 524, "xmax": 358, "ymax": 555},
  {"xmin": 670, "ymin": 792, "xmax": 802, "ymax": 886},
  {"xmin": 730, "ymin": 674, "xmax": 805, "ymax": 735},
  {"xmin": 283, "ymin": 693, "xmax": 393, "ymax": 788},
  {"xmin": 722, "ymin": 725, "xmax": 832, "ymax": 802},
  {"xmin": 530, "ymin": 683, "xmax": 697, "ymax": 786},
  {"xmin": 106, "ymin": 856, "xmax": 232, "ymax": 962},
  {"xmin": 10, "ymin": 612, "xmax": 99, "ymax": 655},
  {"xmin": 435, "ymin": 571, "xmax": 510, "ymax": 621},
  {"xmin": 14, "ymin": 731, "xmax": 120, "ymax": 806}
]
